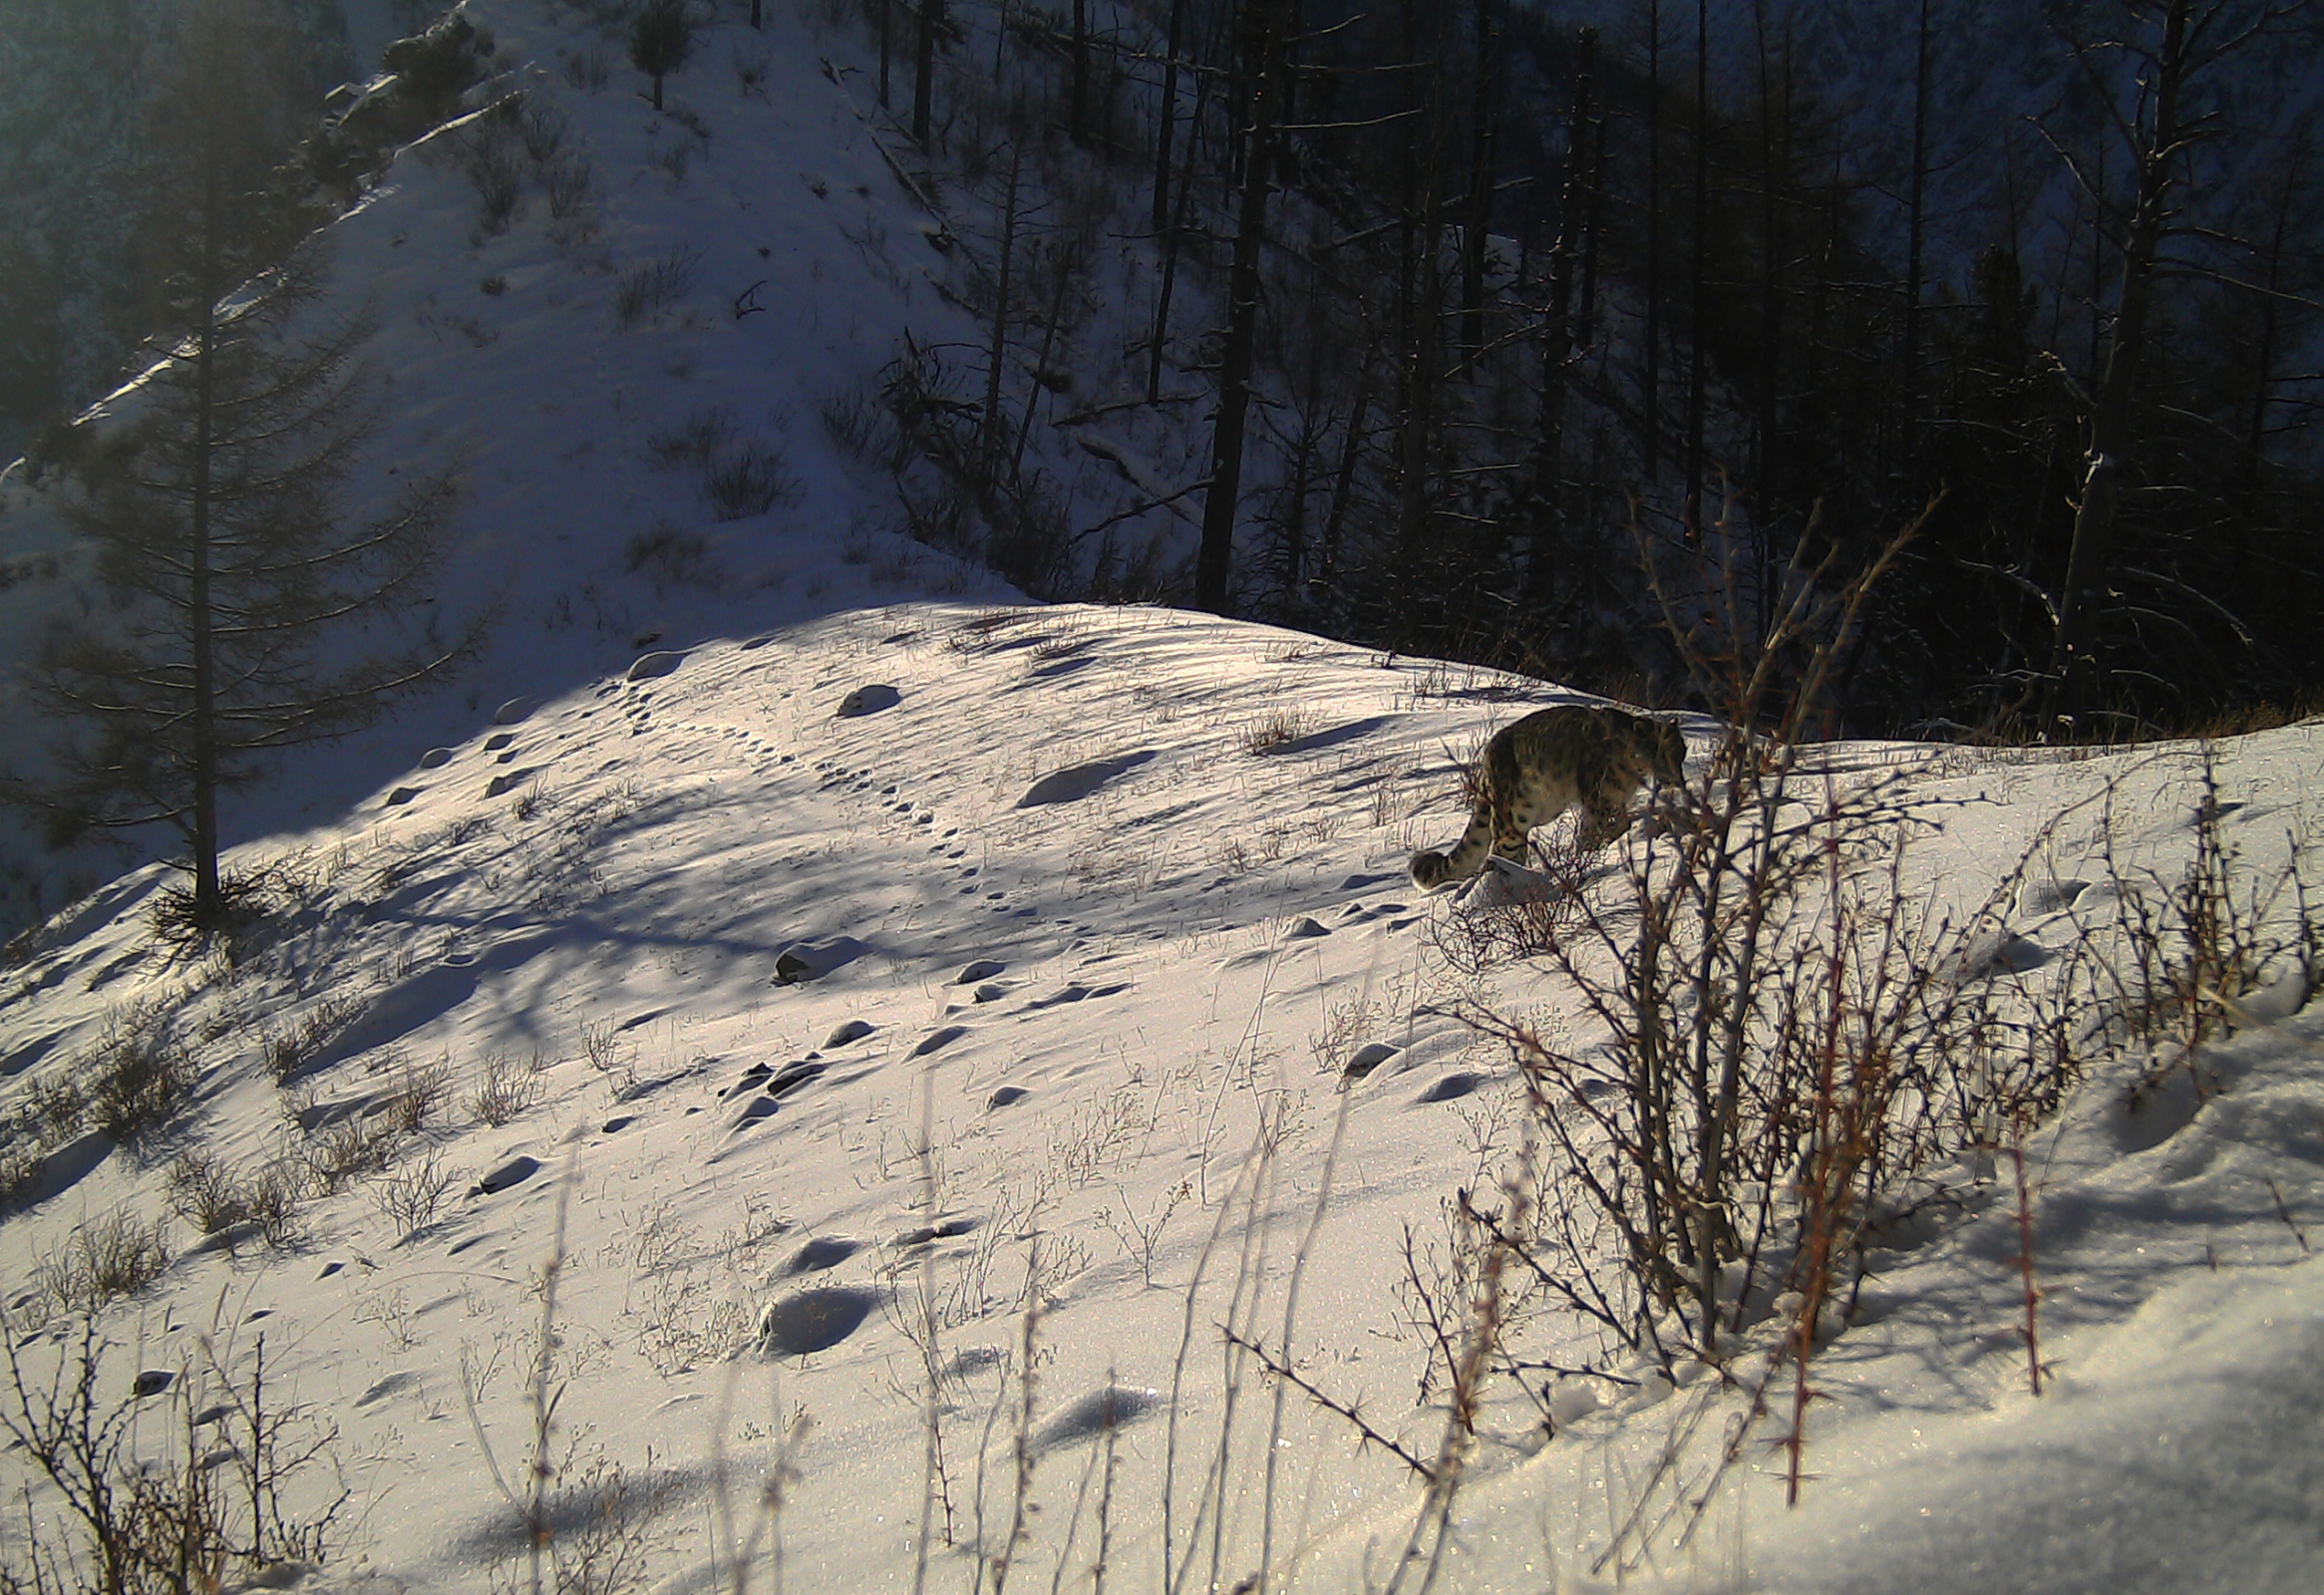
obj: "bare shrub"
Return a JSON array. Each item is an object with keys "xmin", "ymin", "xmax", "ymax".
[
  {"xmin": 30, "ymin": 1071, "xmax": 87, "ymax": 1141},
  {"xmin": 166, "ymin": 1146, "xmax": 251, "ymax": 1233},
  {"xmin": 645, "ymin": 408, "xmax": 734, "ymax": 471},
  {"xmin": 544, "ymin": 152, "xmax": 595, "ymax": 219},
  {"xmin": 301, "ymin": 1114, "xmax": 401, "ymax": 1193},
  {"xmin": 612, "ymin": 245, "xmax": 699, "ymax": 327},
  {"xmin": 622, "ymin": 524, "xmax": 714, "ymax": 588},
  {"xmin": 560, "ymin": 41, "xmax": 611, "ymax": 93},
  {"xmin": 518, "ymin": 97, "xmax": 569, "ymax": 163},
  {"xmin": 0, "ymin": 1320, "xmax": 342, "ymax": 1587},
  {"xmin": 580, "ymin": 1020, "xmax": 639, "ymax": 1098},
  {"xmin": 369, "ymin": 1148, "xmax": 460, "ymax": 1243},
  {"xmin": 702, "ymin": 441, "xmax": 802, "ymax": 520},
  {"xmin": 467, "ymin": 1052, "xmax": 545, "ymax": 1126},
  {"xmin": 30, "ymin": 1207, "xmax": 171, "ymax": 1318},
  {"xmin": 84, "ymin": 1003, "xmax": 198, "ymax": 1148},
  {"xmin": 1236, "ymin": 706, "xmax": 1315, "ymax": 755},
  {"xmin": 263, "ymin": 991, "xmax": 364, "ymax": 1085},
  {"xmin": 383, "ymin": 1055, "xmax": 453, "ymax": 1132},
  {"xmin": 166, "ymin": 1148, "xmax": 307, "ymax": 1247},
  {"xmin": 0, "ymin": 1140, "xmax": 42, "ymax": 1212},
  {"xmin": 732, "ymin": 43, "xmax": 772, "ymax": 98},
  {"xmin": 821, "ymin": 382, "xmax": 906, "ymax": 472},
  {"xmin": 2083, "ymin": 747, "xmax": 2320, "ymax": 1099},
  {"xmin": 456, "ymin": 118, "xmax": 527, "ymax": 234}
]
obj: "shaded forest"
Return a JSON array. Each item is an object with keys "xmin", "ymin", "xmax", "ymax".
[{"xmin": 829, "ymin": 0, "xmax": 2324, "ymax": 738}]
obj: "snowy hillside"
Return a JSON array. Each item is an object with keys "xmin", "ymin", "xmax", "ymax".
[
  {"xmin": 3, "ymin": 4, "xmax": 2323, "ymax": 1594},
  {"xmin": 3, "ymin": 594, "xmax": 2321, "ymax": 1594}
]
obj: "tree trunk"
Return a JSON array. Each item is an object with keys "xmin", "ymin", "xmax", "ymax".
[
  {"xmin": 982, "ymin": 145, "xmax": 1022, "ymax": 476},
  {"xmin": 1901, "ymin": 0, "xmax": 1930, "ymax": 443},
  {"xmin": 1071, "ymin": 0, "xmax": 1090, "ymax": 145},
  {"xmin": 2048, "ymin": 0, "xmax": 2191, "ymax": 730},
  {"xmin": 1683, "ymin": 0, "xmax": 1709, "ymax": 543},
  {"xmin": 190, "ymin": 160, "xmax": 223, "ymax": 926},
  {"xmin": 1194, "ymin": 0, "xmax": 1293, "ymax": 613},
  {"xmin": 1153, "ymin": 0, "xmax": 1186, "ymax": 231},
  {"xmin": 1148, "ymin": 70, "xmax": 1209, "ymax": 403},
  {"xmin": 1644, "ymin": 0, "xmax": 1664, "ymax": 478},
  {"xmin": 913, "ymin": 0, "xmax": 941, "ymax": 147},
  {"xmin": 1459, "ymin": 0, "xmax": 1504, "ymax": 359}
]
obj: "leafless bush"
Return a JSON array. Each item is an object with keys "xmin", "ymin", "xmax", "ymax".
[
  {"xmin": 612, "ymin": 245, "xmax": 698, "ymax": 327},
  {"xmin": 731, "ymin": 43, "xmax": 772, "ymax": 97},
  {"xmin": 580, "ymin": 1021, "xmax": 639, "ymax": 1098},
  {"xmin": 821, "ymin": 382, "xmax": 907, "ymax": 473},
  {"xmin": 0, "ymin": 1320, "xmax": 342, "ymax": 1589},
  {"xmin": 1236, "ymin": 706, "xmax": 1316, "ymax": 756},
  {"xmin": 467, "ymin": 1052, "xmax": 545, "ymax": 1126},
  {"xmin": 2080, "ymin": 748, "xmax": 2320, "ymax": 1100},
  {"xmin": 301, "ymin": 1114, "xmax": 401, "ymax": 1193},
  {"xmin": 0, "ymin": 1140, "xmax": 41, "ymax": 1212},
  {"xmin": 264, "ymin": 992, "xmax": 365, "ymax": 1085},
  {"xmin": 1423, "ymin": 824, "xmax": 1591, "ymax": 974},
  {"xmin": 560, "ymin": 42, "xmax": 611, "ymax": 93},
  {"xmin": 456, "ymin": 118, "xmax": 527, "ymax": 234},
  {"xmin": 384, "ymin": 1056, "xmax": 453, "ymax": 1132},
  {"xmin": 622, "ymin": 524, "xmax": 715, "ymax": 588},
  {"xmin": 29, "ymin": 1207, "xmax": 172, "ymax": 1319},
  {"xmin": 84, "ymin": 1002, "xmax": 198, "ymax": 1148},
  {"xmin": 370, "ymin": 1148, "xmax": 460, "ymax": 1243},
  {"xmin": 166, "ymin": 1148, "xmax": 307, "ymax": 1248},
  {"xmin": 544, "ymin": 152, "xmax": 595, "ymax": 219},
  {"xmin": 703, "ymin": 441, "xmax": 802, "ymax": 520},
  {"xmin": 166, "ymin": 1147, "xmax": 250, "ymax": 1233},
  {"xmin": 518, "ymin": 97, "xmax": 570, "ymax": 163},
  {"xmin": 646, "ymin": 407, "xmax": 735, "ymax": 470}
]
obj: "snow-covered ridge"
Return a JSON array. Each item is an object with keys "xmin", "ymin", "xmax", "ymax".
[{"xmin": 3, "ymin": 590, "xmax": 2321, "ymax": 1593}]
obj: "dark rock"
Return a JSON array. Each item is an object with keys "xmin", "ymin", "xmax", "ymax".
[
  {"xmin": 986, "ymin": 1085, "xmax": 1031, "ymax": 1109},
  {"xmin": 835, "ymin": 684, "xmax": 901, "ymax": 718},
  {"xmin": 132, "ymin": 1370, "xmax": 173, "ymax": 1399},
  {"xmin": 1017, "ymin": 750, "xmax": 1156, "ymax": 806},
  {"xmin": 475, "ymin": 1154, "xmax": 541, "ymax": 1194},
  {"xmin": 766, "ymin": 1062, "xmax": 827, "ymax": 1099},
  {"xmin": 894, "ymin": 1215, "xmax": 977, "ymax": 1248},
  {"xmin": 1416, "ymin": 1072, "xmax": 1485, "ymax": 1104},
  {"xmin": 783, "ymin": 1236, "xmax": 861, "ymax": 1277},
  {"xmin": 824, "ymin": 1019, "xmax": 875, "ymax": 1047},
  {"xmin": 758, "ymin": 1287, "xmax": 878, "ymax": 1357},
  {"xmin": 1033, "ymin": 1385, "xmax": 1162, "ymax": 1451},
  {"xmin": 627, "ymin": 650, "xmax": 688, "ymax": 682}
]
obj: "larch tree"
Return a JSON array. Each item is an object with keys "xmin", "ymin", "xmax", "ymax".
[{"xmin": 10, "ymin": 0, "xmax": 477, "ymax": 934}]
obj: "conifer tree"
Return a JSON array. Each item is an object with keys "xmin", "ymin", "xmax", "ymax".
[{"xmin": 9, "ymin": 0, "xmax": 476, "ymax": 934}]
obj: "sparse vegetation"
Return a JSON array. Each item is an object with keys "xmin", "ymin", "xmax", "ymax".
[
  {"xmin": 0, "ymin": 1319, "xmax": 342, "ymax": 1589},
  {"xmin": 27, "ymin": 1206, "xmax": 172, "ymax": 1321},
  {"xmin": 369, "ymin": 1147, "xmax": 460, "ymax": 1243},
  {"xmin": 612, "ymin": 244, "xmax": 699, "ymax": 327},
  {"xmin": 467, "ymin": 1051, "xmax": 546, "ymax": 1127}
]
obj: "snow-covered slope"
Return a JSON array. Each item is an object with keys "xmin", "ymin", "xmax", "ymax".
[
  {"xmin": 3, "ymin": 5, "xmax": 2322, "ymax": 1593},
  {"xmin": 3, "ymin": 592, "xmax": 2321, "ymax": 1594}
]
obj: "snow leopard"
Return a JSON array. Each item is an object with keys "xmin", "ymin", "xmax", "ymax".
[{"xmin": 1409, "ymin": 706, "xmax": 1687, "ymax": 890}]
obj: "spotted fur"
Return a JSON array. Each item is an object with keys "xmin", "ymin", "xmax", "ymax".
[{"xmin": 1410, "ymin": 707, "xmax": 1686, "ymax": 890}]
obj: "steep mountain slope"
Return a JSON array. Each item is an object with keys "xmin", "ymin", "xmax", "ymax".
[{"xmin": 1, "ymin": 7, "xmax": 2321, "ymax": 1594}]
